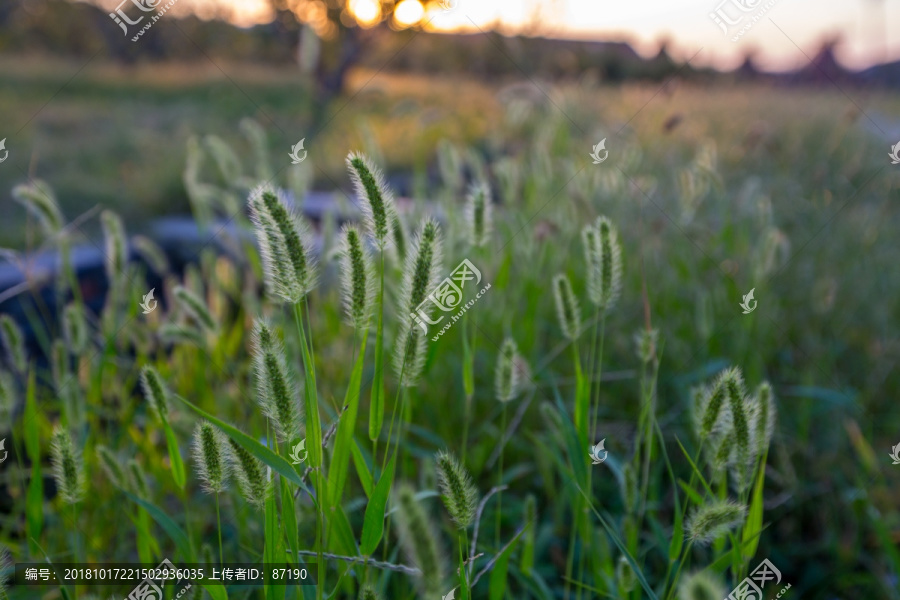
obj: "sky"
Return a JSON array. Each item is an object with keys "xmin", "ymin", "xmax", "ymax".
[{"xmin": 117, "ymin": 0, "xmax": 899, "ymax": 71}]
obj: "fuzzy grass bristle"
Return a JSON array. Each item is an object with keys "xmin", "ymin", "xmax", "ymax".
[
  {"xmin": 339, "ymin": 224, "xmax": 375, "ymax": 329},
  {"xmin": 553, "ymin": 273, "xmax": 581, "ymax": 340},
  {"xmin": 686, "ymin": 500, "xmax": 746, "ymax": 544},
  {"xmin": 13, "ymin": 179, "xmax": 64, "ymax": 235},
  {"xmin": 51, "ymin": 428, "xmax": 83, "ymax": 504},
  {"xmin": 393, "ymin": 483, "xmax": 444, "ymax": 597},
  {"xmin": 251, "ymin": 320, "xmax": 300, "ymax": 442},
  {"xmin": 226, "ymin": 437, "xmax": 266, "ymax": 509},
  {"xmin": 0, "ymin": 315, "xmax": 26, "ymax": 374},
  {"xmin": 193, "ymin": 421, "xmax": 228, "ymax": 494},
  {"xmin": 174, "ymin": 285, "xmax": 218, "ymax": 332},
  {"xmin": 465, "ymin": 181, "xmax": 493, "ymax": 247},
  {"xmin": 347, "ymin": 151, "xmax": 397, "ymax": 248},
  {"xmin": 495, "ymin": 337, "xmax": 521, "ymax": 403},
  {"xmin": 435, "ymin": 450, "xmax": 479, "ymax": 529}
]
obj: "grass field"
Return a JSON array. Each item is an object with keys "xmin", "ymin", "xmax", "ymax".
[{"xmin": 1, "ymin": 55, "xmax": 900, "ymax": 599}]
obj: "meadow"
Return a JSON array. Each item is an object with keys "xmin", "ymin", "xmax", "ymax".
[{"xmin": 0, "ymin": 57, "xmax": 899, "ymax": 599}]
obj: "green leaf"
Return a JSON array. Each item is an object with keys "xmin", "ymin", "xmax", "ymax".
[
  {"xmin": 674, "ymin": 436, "xmax": 715, "ymax": 499},
  {"xmin": 327, "ymin": 506, "xmax": 359, "ymax": 556},
  {"xmin": 741, "ymin": 454, "xmax": 767, "ymax": 561},
  {"xmin": 553, "ymin": 391, "xmax": 587, "ymax": 486},
  {"xmin": 294, "ymin": 303, "xmax": 322, "ymax": 468},
  {"xmin": 162, "ymin": 422, "xmax": 186, "ymax": 490},
  {"xmin": 369, "ymin": 285, "xmax": 385, "ymax": 442},
  {"xmin": 124, "ymin": 492, "xmax": 194, "ymax": 561},
  {"xmin": 172, "ymin": 394, "xmax": 311, "ymax": 494},
  {"xmin": 462, "ymin": 318, "xmax": 474, "ymax": 399},
  {"xmin": 677, "ymin": 480, "xmax": 703, "ymax": 505},
  {"xmin": 264, "ymin": 482, "xmax": 285, "ymax": 600},
  {"xmin": 572, "ymin": 353, "xmax": 588, "ymax": 441},
  {"xmin": 327, "ymin": 335, "xmax": 367, "ymax": 510},
  {"xmin": 200, "ymin": 581, "xmax": 229, "ymax": 600},
  {"xmin": 281, "ymin": 478, "xmax": 299, "ymax": 563},
  {"xmin": 351, "ymin": 440, "xmax": 374, "ymax": 499},
  {"xmin": 668, "ymin": 490, "xmax": 684, "ymax": 563},
  {"xmin": 25, "ymin": 371, "xmax": 43, "ymax": 554},
  {"xmin": 489, "ymin": 528, "xmax": 523, "ymax": 600},
  {"xmin": 360, "ymin": 453, "xmax": 396, "ymax": 556}
]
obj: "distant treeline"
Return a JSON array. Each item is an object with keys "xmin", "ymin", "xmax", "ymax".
[{"xmin": 2, "ymin": 0, "xmax": 898, "ymax": 87}]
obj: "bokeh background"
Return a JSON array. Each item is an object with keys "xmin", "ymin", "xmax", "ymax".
[{"xmin": 1, "ymin": 0, "xmax": 900, "ymax": 598}]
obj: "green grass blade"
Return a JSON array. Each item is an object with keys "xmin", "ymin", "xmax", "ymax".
[
  {"xmin": 369, "ymin": 284, "xmax": 385, "ymax": 442},
  {"xmin": 264, "ymin": 480, "xmax": 285, "ymax": 600},
  {"xmin": 163, "ymin": 422, "xmax": 186, "ymax": 490},
  {"xmin": 553, "ymin": 390, "xmax": 587, "ymax": 486},
  {"xmin": 575, "ymin": 485, "xmax": 659, "ymax": 600},
  {"xmin": 281, "ymin": 478, "xmax": 299, "ymax": 563},
  {"xmin": 673, "ymin": 436, "xmax": 715, "ymax": 499},
  {"xmin": 360, "ymin": 452, "xmax": 396, "ymax": 556},
  {"xmin": 25, "ymin": 370, "xmax": 43, "ymax": 554},
  {"xmin": 327, "ymin": 334, "xmax": 367, "ymax": 510},
  {"xmin": 124, "ymin": 491, "xmax": 194, "ymax": 560},
  {"xmin": 489, "ymin": 528, "xmax": 522, "ymax": 600},
  {"xmin": 741, "ymin": 453, "xmax": 767, "ymax": 561},
  {"xmin": 172, "ymin": 394, "xmax": 311, "ymax": 492},
  {"xmin": 351, "ymin": 439, "xmax": 374, "ymax": 498},
  {"xmin": 327, "ymin": 505, "xmax": 360, "ymax": 556},
  {"xmin": 200, "ymin": 581, "xmax": 229, "ymax": 600},
  {"xmin": 294, "ymin": 303, "xmax": 322, "ymax": 468}
]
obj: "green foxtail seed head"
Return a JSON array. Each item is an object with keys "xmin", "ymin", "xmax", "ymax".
[
  {"xmin": 622, "ymin": 463, "xmax": 637, "ymax": 514},
  {"xmin": 616, "ymin": 556, "xmax": 636, "ymax": 593},
  {"xmin": 698, "ymin": 369, "xmax": 736, "ymax": 439},
  {"xmin": 358, "ymin": 584, "xmax": 382, "ymax": 600},
  {"xmin": 553, "ymin": 273, "xmax": 581, "ymax": 340},
  {"xmin": 393, "ymin": 483, "xmax": 443, "ymax": 597},
  {"xmin": 62, "ymin": 303, "xmax": 88, "ymax": 354},
  {"xmin": 582, "ymin": 224, "xmax": 602, "ymax": 304},
  {"xmin": 194, "ymin": 422, "xmax": 228, "ymax": 493},
  {"xmin": 12, "ymin": 179, "xmax": 64, "ymax": 235},
  {"xmin": 251, "ymin": 320, "xmax": 300, "ymax": 442},
  {"xmin": 100, "ymin": 210, "xmax": 127, "ymax": 285},
  {"xmin": 339, "ymin": 224, "xmax": 375, "ymax": 330},
  {"xmin": 495, "ymin": 337, "xmax": 521, "ymax": 403},
  {"xmin": 435, "ymin": 450, "xmax": 479, "ymax": 529},
  {"xmin": 140, "ymin": 365, "xmax": 170, "ymax": 423},
  {"xmin": 248, "ymin": 186, "xmax": 317, "ymax": 303},
  {"xmin": 50, "ymin": 340, "xmax": 69, "ymax": 392},
  {"xmin": 391, "ymin": 214, "xmax": 407, "ymax": 262},
  {"xmin": 634, "ymin": 328, "xmax": 658, "ymax": 365},
  {"xmin": 159, "ymin": 323, "xmax": 205, "ymax": 347},
  {"xmin": 347, "ymin": 152, "xmax": 397, "ymax": 248},
  {"xmin": 395, "ymin": 219, "xmax": 442, "ymax": 386},
  {"xmin": 686, "ymin": 500, "xmax": 746, "ymax": 545},
  {"xmin": 751, "ymin": 381, "xmax": 776, "ymax": 456},
  {"xmin": 0, "ymin": 370, "xmax": 15, "ymax": 421},
  {"xmin": 226, "ymin": 437, "xmax": 266, "ymax": 509},
  {"xmin": 203, "ymin": 135, "xmax": 242, "ymax": 187},
  {"xmin": 0, "ymin": 315, "xmax": 26, "ymax": 374},
  {"xmin": 595, "ymin": 216, "xmax": 623, "ymax": 312},
  {"xmin": 96, "ymin": 445, "xmax": 127, "ymax": 489},
  {"xmin": 677, "ymin": 571, "xmax": 728, "ymax": 600},
  {"xmin": 465, "ymin": 182, "xmax": 493, "ymax": 248},
  {"xmin": 174, "ymin": 285, "xmax": 217, "ymax": 332},
  {"xmin": 711, "ymin": 433, "xmax": 735, "ymax": 473},
  {"xmin": 128, "ymin": 460, "xmax": 150, "ymax": 497},
  {"xmin": 50, "ymin": 428, "xmax": 83, "ymax": 504},
  {"xmin": 133, "ymin": 235, "xmax": 170, "ymax": 275},
  {"xmin": 723, "ymin": 368, "xmax": 751, "ymax": 461}
]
